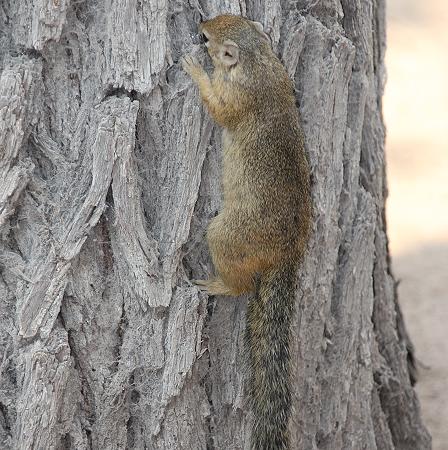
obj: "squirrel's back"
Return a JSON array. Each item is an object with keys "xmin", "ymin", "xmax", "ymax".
[{"xmin": 222, "ymin": 113, "xmax": 310, "ymax": 259}]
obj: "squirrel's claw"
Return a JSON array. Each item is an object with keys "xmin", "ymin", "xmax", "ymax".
[
  {"xmin": 181, "ymin": 54, "xmax": 199, "ymax": 73},
  {"xmin": 181, "ymin": 54, "xmax": 206, "ymax": 81}
]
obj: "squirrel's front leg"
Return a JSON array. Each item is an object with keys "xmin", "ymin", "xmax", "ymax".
[
  {"xmin": 182, "ymin": 55, "xmax": 223, "ymax": 122},
  {"xmin": 182, "ymin": 54, "xmax": 208, "ymax": 84}
]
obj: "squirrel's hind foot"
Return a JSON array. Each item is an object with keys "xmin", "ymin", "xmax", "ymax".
[{"xmin": 194, "ymin": 277, "xmax": 235, "ymax": 296}]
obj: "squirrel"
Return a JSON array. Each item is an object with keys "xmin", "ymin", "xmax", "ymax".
[{"xmin": 182, "ymin": 14, "xmax": 311, "ymax": 450}]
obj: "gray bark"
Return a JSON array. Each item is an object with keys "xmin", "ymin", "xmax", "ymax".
[{"xmin": 0, "ymin": 1, "xmax": 430, "ymax": 449}]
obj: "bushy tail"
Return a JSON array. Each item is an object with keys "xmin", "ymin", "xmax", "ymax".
[{"xmin": 245, "ymin": 263, "xmax": 297, "ymax": 450}]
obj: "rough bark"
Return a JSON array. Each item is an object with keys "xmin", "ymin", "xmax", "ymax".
[{"xmin": 0, "ymin": 1, "xmax": 430, "ymax": 449}]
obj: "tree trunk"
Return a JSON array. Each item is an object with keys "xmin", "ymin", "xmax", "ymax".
[{"xmin": 0, "ymin": 1, "xmax": 430, "ymax": 449}]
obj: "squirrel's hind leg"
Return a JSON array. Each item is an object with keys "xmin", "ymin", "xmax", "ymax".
[
  {"xmin": 194, "ymin": 273, "xmax": 256, "ymax": 296},
  {"xmin": 194, "ymin": 277, "xmax": 235, "ymax": 296}
]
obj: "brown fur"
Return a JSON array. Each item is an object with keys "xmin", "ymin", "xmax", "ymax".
[{"xmin": 182, "ymin": 15, "xmax": 311, "ymax": 449}]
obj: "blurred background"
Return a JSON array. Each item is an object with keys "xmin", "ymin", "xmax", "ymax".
[{"xmin": 385, "ymin": 0, "xmax": 448, "ymax": 448}]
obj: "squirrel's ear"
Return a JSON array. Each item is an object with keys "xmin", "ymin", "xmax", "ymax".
[
  {"xmin": 250, "ymin": 20, "xmax": 270, "ymax": 43},
  {"xmin": 219, "ymin": 40, "xmax": 239, "ymax": 67}
]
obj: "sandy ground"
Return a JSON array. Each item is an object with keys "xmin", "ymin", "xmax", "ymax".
[
  {"xmin": 385, "ymin": 0, "xmax": 448, "ymax": 447},
  {"xmin": 393, "ymin": 246, "xmax": 448, "ymax": 449}
]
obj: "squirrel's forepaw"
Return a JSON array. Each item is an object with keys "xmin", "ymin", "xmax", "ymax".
[{"xmin": 181, "ymin": 54, "xmax": 203, "ymax": 78}]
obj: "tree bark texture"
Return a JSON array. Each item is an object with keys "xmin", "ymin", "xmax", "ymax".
[{"xmin": 0, "ymin": 1, "xmax": 430, "ymax": 449}]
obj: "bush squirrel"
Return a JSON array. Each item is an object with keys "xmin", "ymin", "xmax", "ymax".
[{"xmin": 182, "ymin": 14, "xmax": 311, "ymax": 450}]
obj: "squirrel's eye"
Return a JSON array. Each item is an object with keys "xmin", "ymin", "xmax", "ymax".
[{"xmin": 201, "ymin": 33, "xmax": 209, "ymax": 43}]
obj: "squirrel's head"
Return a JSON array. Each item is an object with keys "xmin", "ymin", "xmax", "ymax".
[{"xmin": 199, "ymin": 15, "xmax": 271, "ymax": 70}]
